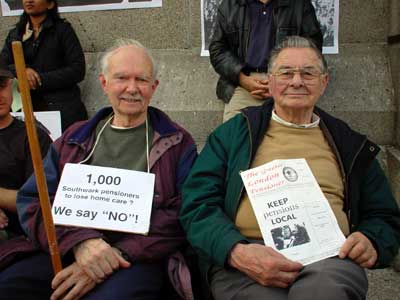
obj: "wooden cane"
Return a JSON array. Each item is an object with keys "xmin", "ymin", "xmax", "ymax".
[{"xmin": 12, "ymin": 41, "xmax": 62, "ymax": 274}]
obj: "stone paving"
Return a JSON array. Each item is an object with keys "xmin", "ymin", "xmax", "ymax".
[{"xmin": 367, "ymin": 268, "xmax": 400, "ymax": 300}]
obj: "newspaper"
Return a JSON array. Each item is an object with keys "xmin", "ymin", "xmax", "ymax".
[{"xmin": 240, "ymin": 158, "xmax": 346, "ymax": 265}]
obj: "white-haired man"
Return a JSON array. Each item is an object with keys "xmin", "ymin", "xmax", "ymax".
[{"xmin": 0, "ymin": 39, "xmax": 197, "ymax": 300}]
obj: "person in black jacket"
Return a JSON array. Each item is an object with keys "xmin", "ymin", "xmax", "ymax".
[
  {"xmin": 210, "ymin": 0, "xmax": 323, "ymax": 121},
  {"xmin": 1, "ymin": 0, "xmax": 87, "ymax": 131}
]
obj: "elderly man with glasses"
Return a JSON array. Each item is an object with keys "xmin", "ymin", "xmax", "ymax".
[{"xmin": 181, "ymin": 36, "xmax": 400, "ymax": 300}]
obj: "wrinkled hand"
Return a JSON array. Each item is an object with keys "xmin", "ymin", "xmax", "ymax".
[
  {"xmin": 0, "ymin": 209, "xmax": 8, "ymax": 229},
  {"xmin": 239, "ymin": 73, "xmax": 270, "ymax": 99},
  {"xmin": 339, "ymin": 232, "xmax": 378, "ymax": 268},
  {"xmin": 229, "ymin": 243, "xmax": 303, "ymax": 288},
  {"xmin": 73, "ymin": 238, "xmax": 130, "ymax": 283},
  {"xmin": 51, "ymin": 262, "xmax": 96, "ymax": 300},
  {"xmin": 26, "ymin": 68, "xmax": 41, "ymax": 90}
]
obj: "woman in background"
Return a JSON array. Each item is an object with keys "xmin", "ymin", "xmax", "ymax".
[{"xmin": 1, "ymin": 0, "xmax": 87, "ymax": 131}]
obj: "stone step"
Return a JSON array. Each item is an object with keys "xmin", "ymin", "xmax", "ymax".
[{"xmin": 367, "ymin": 267, "xmax": 400, "ymax": 300}]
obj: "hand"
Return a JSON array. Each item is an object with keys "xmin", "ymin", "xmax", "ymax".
[
  {"xmin": 239, "ymin": 73, "xmax": 270, "ymax": 99},
  {"xmin": 339, "ymin": 232, "xmax": 378, "ymax": 268},
  {"xmin": 0, "ymin": 209, "xmax": 8, "ymax": 229},
  {"xmin": 73, "ymin": 238, "xmax": 130, "ymax": 283},
  {"xmin": 25, "ymin": 68, "xmax": 41, "ymax": 90},
  {"xmin": 229, "ymin": 243, "xmax": 303, "ymax": 287},
  {"xmin": 51, "ymin": 262, "xmax": 96, "ymax": 300}
]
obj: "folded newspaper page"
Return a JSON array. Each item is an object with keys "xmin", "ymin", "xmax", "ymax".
[{"xmin": 240, "ymin": 158, "xmax": 346, "ymax": 265}]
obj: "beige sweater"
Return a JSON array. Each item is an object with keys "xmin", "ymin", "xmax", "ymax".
[{"xmin": 235, "ymin": 119, "xmax": 349, "ymax": 239}]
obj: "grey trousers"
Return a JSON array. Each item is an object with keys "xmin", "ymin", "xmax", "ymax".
[{"xmin": 210, "ymin": 257, "xmax": 368, "ymax": 300}]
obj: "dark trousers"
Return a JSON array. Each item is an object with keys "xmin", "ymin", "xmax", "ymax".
[{"xmin": 0, "ymin": 252, "xmax": 165, "ymax": 300}]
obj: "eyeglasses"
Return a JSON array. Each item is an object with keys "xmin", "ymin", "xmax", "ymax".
[{"xmin": 271, "ymin": 67, "xmax": 324, "ymax": 83}]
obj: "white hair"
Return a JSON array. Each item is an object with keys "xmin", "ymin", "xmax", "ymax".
[{"xmin": 100, "ymin": 38, "xmax": 158, "ymax": 80}]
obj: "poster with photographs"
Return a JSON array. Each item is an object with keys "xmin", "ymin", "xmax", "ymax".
[
  {"xmin": 1, "ymin": 0, "xmax": 162, "ymax": 16},
  {"xmin": 240, "ymin": 159, "xmax": 345, "ymax": 265},
  {"xmin": 201, "ymin": 0, "xmax": 339, "ymax": 56}
]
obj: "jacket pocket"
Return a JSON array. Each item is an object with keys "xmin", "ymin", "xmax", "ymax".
[{"xmin": 224, "ymin": 24, "xmax": 240, "ymax": 49}]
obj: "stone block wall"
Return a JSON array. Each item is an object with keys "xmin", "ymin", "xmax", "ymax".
[{"xmin": 0, "ymin": 0, "xmax": 396, "ymax": 147}]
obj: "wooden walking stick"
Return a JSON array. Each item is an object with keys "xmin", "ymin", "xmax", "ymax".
[{"xmin": 12, "ymin": 41, "xmax": 62, "ymax": 274}]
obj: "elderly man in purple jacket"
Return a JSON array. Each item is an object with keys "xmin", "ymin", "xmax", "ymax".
[{"xmin": 0, "ymin": 39, "xmax": 197, "ymax": 300}]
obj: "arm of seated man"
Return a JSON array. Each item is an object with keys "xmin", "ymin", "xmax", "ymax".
[
  {"xmin": 73, "ymin": 238, "xmax": 131, "ymax": 283},
  {"xmin": 339, "ymin": 231, "xmax": 378, "ymax": 268},
  {"xmin": 0, "ymin": 208, "xmax": 8, "ymax": 229},
  {"xmin": 0, "ymin": 187, "xmax": 17, "ymax": 213},
  {"xmin": 0, "ymin": 187, "xmax": 18, "ymax": 228},
  {"xmin": 228, "ymin": 243, "xmax": 303, "ymax": 288}
]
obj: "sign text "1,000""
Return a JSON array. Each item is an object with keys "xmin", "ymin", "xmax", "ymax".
[{"xmin": 86, "ymin": 174, "xmax": 121, "ymax": 186}]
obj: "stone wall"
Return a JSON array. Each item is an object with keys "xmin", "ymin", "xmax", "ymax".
[{"xmin": 0, "ymin": 0, "xmax": 396, "ymax": 147}]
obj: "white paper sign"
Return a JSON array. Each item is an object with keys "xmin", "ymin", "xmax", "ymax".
[
  {"xmin": 53, "ymin": 163, "xmax": 155, "ymax": 235},
  {"xmin": 241, "ymin": 158, "xmax": 346, "ymax": 265},
  {"xmin": 11, "ymin": 111, "xmax": 62, "ymax": 141}
]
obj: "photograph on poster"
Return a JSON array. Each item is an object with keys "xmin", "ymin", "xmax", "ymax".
[
  {"xmin": 201, "ymin": 0, "xmax": 339, "ymax": 55},
  {"xmin": 1, "ymin": 0, "xmax": 161, "ymax": 16}
]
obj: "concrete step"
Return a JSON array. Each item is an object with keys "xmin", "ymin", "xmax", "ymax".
[{"xmin": 367, "ymin": 267, "xmax": 400, "ymax": 300}]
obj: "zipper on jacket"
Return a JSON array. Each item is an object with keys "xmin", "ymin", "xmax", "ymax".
[
  {"xmin": 345, "ymin": 138, "xmax": 368, "ymax": 226},
  {"xmin": 69, "ymin": 140, "xmax": 86, "ymax": 150},
  {"xmin": 244, "ymin": 6, "xmax": 250, "ymax": 60},
  {"xmin": 235, "ymin": 114, "xmax": 253, "ymax": 215},
  {"xmin": 319, "ymin": 121, "xmax": 348, "ymax": 220}
]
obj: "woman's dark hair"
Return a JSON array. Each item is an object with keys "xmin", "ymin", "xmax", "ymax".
[{"xmin": 16, "ymin": 0, "xmax": 60, "ymax": 33}]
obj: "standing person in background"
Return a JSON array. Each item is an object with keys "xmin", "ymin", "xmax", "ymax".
[
  {"xmin": 1, "ymin": 0, "xmax": 87, "ymax": 131},
  {"xmin": 210, "ymin": 0, "xmax": 323, "ymax": 121}
]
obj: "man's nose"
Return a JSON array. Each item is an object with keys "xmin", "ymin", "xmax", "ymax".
[
  {"xmin": 289, "ymin": 72, "xmax": 305, "ymax": 87},
  {"xmin": 126, "ymin": 79, "xmax": 138, "ymax": 92}
]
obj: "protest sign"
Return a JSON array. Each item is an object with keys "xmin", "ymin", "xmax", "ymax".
[{"xmin": 53, "ymin": 163, "xmax": 155, "ymax": 235}]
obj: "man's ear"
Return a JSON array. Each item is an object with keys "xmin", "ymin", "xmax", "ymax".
[
  {"xmin": 99, "ymin": 74, "xmax": 107, "ymax": 91},
  {"xmin": 320, "ymin": 73, "xmax": 329, "ymax": 95},
  {"xmin": 47, "ymin": 1, "xmax": 55, "ymax": 10},
  {"xmin": 151, "ymin": 79, "xmax": 159, "ymax": 92}
]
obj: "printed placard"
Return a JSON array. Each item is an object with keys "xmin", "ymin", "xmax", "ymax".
[
  {"xmin": 241, "ymin": 159, "xmax": 345, "ymax": 265},
  {"xmin": 53, "ymin": 163, "xmax": 155, "ymax": 235}
]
